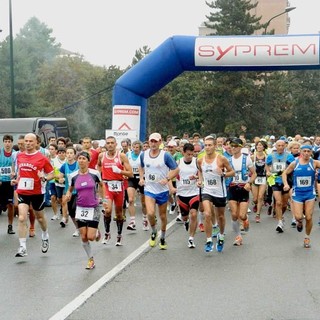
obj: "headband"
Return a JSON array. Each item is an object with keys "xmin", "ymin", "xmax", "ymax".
[
  {"xmin": 300, "ymin": 145, "xmax": 312, "ymax": 150},
  {"xmin": 78, "ymin": 151, "xmax": 91, "ymax": 161}
]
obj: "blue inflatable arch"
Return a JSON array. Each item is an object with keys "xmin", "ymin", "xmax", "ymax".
[{"xmin": 112, "ymin": 34, "xmax": 320, "ymax": 140}]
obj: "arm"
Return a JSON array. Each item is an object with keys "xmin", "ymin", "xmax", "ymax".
[
  {"xmin": 120, "ymin": 153, "xmax": 134, "ymax": 178},
  {"xmin": 282, "ymin": 162, "xmax": 295, "ymax": 191}
]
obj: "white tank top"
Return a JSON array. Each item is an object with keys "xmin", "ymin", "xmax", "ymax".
[
  {"xmin": 201, "ymin": 155, "xmax": 226, "ymax": 198},
  {"xmin": 176, "ymin": 157, "xmax": 199, "ymax": 197},
  {"xmin": 127, "ymin": 151, "xmax": 141, "ymax": 177},
  {"xmin": 143, "ymin": 150, "xmax": 169, "ymax": 194}
]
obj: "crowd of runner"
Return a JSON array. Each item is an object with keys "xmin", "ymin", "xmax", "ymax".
[{"xmin": 1, "ymin": 131, "xmax": 319, "ymax": 269}]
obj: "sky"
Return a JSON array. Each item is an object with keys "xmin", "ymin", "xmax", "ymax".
[{"xmin": 0, "ymin": 0, "xmax": 319, "ymax": 69}]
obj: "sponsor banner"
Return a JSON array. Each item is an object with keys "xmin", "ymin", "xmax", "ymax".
[
  {"xmin": 195, "ymin": 36, "xmax": 319, "ymax": 67},
  {"xmin": 105, "ymin": 130, "xmax": 138, "ymax": 148},
  {"xmin": 112, "ymin": 105, "xmax": 141, "ymax": 137}
]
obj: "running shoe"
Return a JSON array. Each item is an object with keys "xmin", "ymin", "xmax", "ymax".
[
  {"xmin": 95, "ymin": 229, "xmax": 101, "ymax": 242},
  {"xmin": 101, "ymin": 232, "xmax": 111, "ymax": 244},
  {"xmin": 296, "ymin": 220, "xmax": 303, "ymax": 232},
  {"xmin": 243, "ymin": 218, "xmax": 250, "ymax": 232},
  {"xmin": 41, "ymin": 239, "xmax": 50, "ymax": 253},
  {"xmin": 233, "ymin": 235, "xmax": 243, "ymax": 246},
  {"xmin": 188, "ymin": 238, "xmax": 195, "ymax": 248},
  {"xmin": 127, "ymin": 221, "xmax": 136, "ymax": 231},
  {"xmin": 85, "ymin": 257, "xmax": 95, "ymax": 270},
  {"xmin": 184, "ymin": 220, "xmax": 189, "ymax": 232},
  {"xmin": 253, "ymin": 204, "xmax": 257, "ymax": 213},
  {"xmin": 276, "ymin": 221, "xmax": 284, "ymax": 233},
  {"xmin": 51, "ymin": 214, "xmax": 59, "ymax": 221},
  {"xmin": 267, "ymin": 206, "xmax": 272, "ymax": 216},
  {"xmin": 247, "ymin": 208, "xmax": 251, "ymax": 213},
  {"xmin": 205, "ymin": 240, "xmax": 213, "ymax": 252},
  {"xmin": 216, "ymin": 234, "xmax": 224, "ymax": 252},
  {"xmin": 115, "ymin": 235, "xmax": 122, "ymax": 246},
  {"xmin": 15, "ymin": 246, "xmax": 27, "ymax": 257},
  {"xmin": 291, "ymin": 219, "xmax": 297, "ymax": 227},
  {"xmin": 255, "ymin": 214, "xmax": 260, "ymax": 223},
  {"xmin": 149, "ymin": 232, "xmax": 157, "ymax": 247},
  {"xmin": 176, "ymin": 214, "xmax": 183, "ymax": 223},
  {"xmin": 169, "ymin": 203, "xmax": 176, "ymax": 215},
  {"xmin": 29, "ymin": 229, "xmax": 35, "ymax": 237},
  {"xmin": 159, "ymin": 238, "xmax": 167, "ymax": 250},
  {"xmin": 142, "ymin": 220, "xmax": 149, "ymax": 231},
  {"xmin": 60, "ymin": 218, "xmax": 67, "ymax": 228},
  {"xmin": 72, "ymin": 229, "xmax": 80, "ymax": 237},
  {"xmin": 212, "ymin": 225, "xmax": 220, "ymax": 238},
  {"xmin": 303, "ymin": 237, "xmax": 311, "ymax": 248},
  {"xmin": 7, "ymin": 225, "xmax": 15, "ymax": 235},
  {"xmin": 198, "ymin": 223, "xmax": 205, "ymax": 232}
]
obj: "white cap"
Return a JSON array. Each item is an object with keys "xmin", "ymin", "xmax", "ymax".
[
  {"xmin": 149, "ymin": 133, "xmax": 162, "ymax": 141},
  {"xmin": 167, "ymin": 140, "xmax": 177, "ymax": 147},
  {"xmin": 270, "ymin": 135, "xmax": 275, "ymax": 140}
]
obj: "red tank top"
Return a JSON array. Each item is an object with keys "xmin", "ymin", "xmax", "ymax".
[{"xmin": 101, "ymin": 151, "xmax": 124, "ymax": 181}]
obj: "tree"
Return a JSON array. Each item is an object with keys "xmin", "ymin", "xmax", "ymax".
[{"xmin": 131, "ymin": 46, "xmax": 151, "ymax": 66}]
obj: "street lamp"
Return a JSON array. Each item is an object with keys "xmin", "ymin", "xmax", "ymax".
[
  {"xmin": 263, "ymin": 6, "xmax": 296, "ymax": 35},
  {"xmin": 9, "ymin": 0, "xmax": 15, "ymax": 118}
]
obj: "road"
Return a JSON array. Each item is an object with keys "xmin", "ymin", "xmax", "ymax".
[{"xmin": 1, "ymin": 201, "xmax": 320, "ymax": 320}]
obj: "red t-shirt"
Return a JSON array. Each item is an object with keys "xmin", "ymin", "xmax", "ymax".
[
  {"xmin": 101, "ymin": 151, "xmax": 124, "ymax": 181},
  {"xmin": 88, "ymin": 149, "xmax": 99, "ymax": 169},
  {"xmin": 17, "ymin": 151, "xmax": 53, "ymax": 195}
]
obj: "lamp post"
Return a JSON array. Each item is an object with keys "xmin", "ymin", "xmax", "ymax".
[
  {"xmin": 263, "ymin": 6, "xmax": 296, "ymax": 35},
  {"xmin": 9, "ymin": 0, "xmax": 15, "ymax": 118}
]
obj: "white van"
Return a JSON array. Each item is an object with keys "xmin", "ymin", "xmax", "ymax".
[{"xmin": 0, "ymin": 117, "xmax": 70, "ymax": 147}]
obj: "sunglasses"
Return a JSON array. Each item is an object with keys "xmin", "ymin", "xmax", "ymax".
[{"xmin": 230, "ymin": 144, "xmax": 242, "ymax": 148}]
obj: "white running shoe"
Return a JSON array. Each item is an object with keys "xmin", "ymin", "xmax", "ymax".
[
  {"xmin": 51, "ymin": 215, "xmax": 59, "ymax": 221},
  {"xmin": 72, "ymin": 229, "xmax": 80, "ymax": 237},
  {"xmin": 15, "ymin": 246, "xmax": 27, "ymax": 257}
]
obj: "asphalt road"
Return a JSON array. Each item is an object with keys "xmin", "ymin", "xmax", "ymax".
[{"xmin": 1, "ymin": 200, "xmax": 320, "ymax": 320}]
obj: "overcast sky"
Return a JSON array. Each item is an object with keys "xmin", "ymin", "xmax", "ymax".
[{"xmin": 0, "ymin": 0, "xmax": 319, "ymax": 69}]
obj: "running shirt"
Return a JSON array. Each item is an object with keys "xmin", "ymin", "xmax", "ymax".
[
  {"xmin": 230, "ymin": 154, "xmax": 253, "ymax": 184},
  {"xmin": 201, "ymin": 155, "xmax": 227, "ymax": 198},
  {"xmin": 52, "ymin": 156, "xmax": 66, "ymax": 187},
  {"xmin": 253, "ymin": 153, "xmax": 267, "ymax": 185},
  {"xmin": 69, "ymin": 169, "xmax": 101, "ymax": 207},
  {"xmin": 292, "ymin": 159, "xmax": 316, "ymax": 194},
  {"xmin": 140, "ymin": 150, "xmax": 177, "ymax": 194},
  {"xmin": 0, "ymin": 148, "xmax": 15, "ymax": 182},
  {"xmin": 176, "ymin": 157, "xmax": 198, "ymax": 197},
  {"xmin": 60, "ymin": 161, "xmax": 79, "ymax": 194},
  {"xmin": 127, "ymin": 151, "xmax": 141, "ymax": 177},
  {"xmin": 266, "ymin": 152, "xmax": 295, "ymax": 184},
  {"xmin": 101, "ymin": 151, "xmax": 124, "ymax": 181},
  {"xmin": 16, "ymin": 151, "xmax": 53, "ymax": 195}
]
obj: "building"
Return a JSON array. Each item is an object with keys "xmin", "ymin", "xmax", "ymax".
[{"xmin": 199, "ymin": 0, "xmax": 292, "ymax": 36}]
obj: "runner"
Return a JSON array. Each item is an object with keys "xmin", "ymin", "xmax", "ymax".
[
  {"xmin": 12, "ymin": 133, "xmax": 54, "ymax": 257},
  {"xmin": 66, "ymin": 151, "xmax": 108, "ymax": 269},
  {"xmin": 139, "ymin": 132, "xmax": 179, "ymax": 250}
]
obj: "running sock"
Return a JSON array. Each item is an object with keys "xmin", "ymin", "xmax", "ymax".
[
  {"xmin": 142, "ymin": 214, "xmax": 147, "ymax": 221},
  {"xmin": 103, "ymin": 216, "xmax": 111, "ymax": 233},
  {"xmin": 206, "ymin": 237, "xmax": 212, "ymax": 243},
  {"xmin": 232, "ymin": 220, "xmax": 240, "ymax": 235},
  {"xmin": 42, "ymin": 229, "xmax": 49, "ymax": 240},
  {"xmin": 161, "ymin": 230, "xmax": 166, "ymax": 239},
  {"xmin": 19, "ymin": 238, "xmax": 27, "ymax": 249},
  {"xmin": 151, "ymin": 225, "xmax": 157, "ymax": 233},
  {"xmin": 116, "ymin": 219, "xmax": 124, "ymax": 234},
  {"xmin": 82, "ymin": 241, "xmax": 92, "ymax": 258}
]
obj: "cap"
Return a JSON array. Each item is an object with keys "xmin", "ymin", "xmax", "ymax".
[
  {"xmin": 149, "ymin": 133, "xmax": 162, "ymax": 141},
  {"xmin": 57, "ymin": 147, "xmax": 66, "ymax": 152},
  {"xmin": 270, "ymin": 135, "xmax": 275, "ymax": 140},
  {"xmin": 310, "ymin": 136, "xmax": 315, "ymax": 140},
  {"xmin": 167, "ymin": 140, "xmax": 177, "ymax": 147},
  {"xmin": 231, "ymin": 138, "xmax": 243, "ymax": 147},
  {"xmin": 279, "ymin": 136, "xmax": 287, "ymax": 142}
]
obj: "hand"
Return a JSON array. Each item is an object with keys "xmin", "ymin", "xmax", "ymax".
[
  {"xmin": 283, "ymin": 184, "xmax": 290, "ymax": 191},
  {"xmin": 112, "ymin": 165, "xmax": 121, "ymax": 174},
  {"xmin": 138, "ymin": 179, "xmax": 145, "ymax": 186}
]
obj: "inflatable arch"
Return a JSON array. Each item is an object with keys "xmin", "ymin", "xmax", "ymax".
[{"xmin": 112, "ymin": 34, "xmax": 320, "ymax": 141}]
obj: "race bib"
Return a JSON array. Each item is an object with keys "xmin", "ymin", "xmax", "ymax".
[
  {"xmin": 233, "ymin": 172, "xmax": 241, "ymax": 183},
  {"xmin": 273, "ymin": 162, "xmax": 286, "ymax": 172},
  {"xmin": 1, "ymin": 166, "xmax": 12, "ymax": 176},
  {"xmin": 75, "ymin": 206, "xmax": 94, "ymax": 220},
  {"xmin": 107, "ymin": 180, "xmax": 122, "ymax": 192},
  {"xmin": 182, "ymin": 178, "xmax": 191, "ymax": 185},
  {"xmin": 132, "ymin": 167, "xmax": 139, "ymax": 174},
  {"xmin": 296, "ymin": 176, "xmax": 312, "ymax": 187},
  {"xmin": 146, "ymin": 173, "xmax": 158, "ymax": 182},
  {"xmin": 255, "ymin": 176, "xmax": 266, "ymax": 185},
  {"xmin": 18, "ymin": 178, "xmax": 34, "ymax": 190},
  {"xmin": 204, "ymin": 178, "xmax": 217, "ymax": 187}
]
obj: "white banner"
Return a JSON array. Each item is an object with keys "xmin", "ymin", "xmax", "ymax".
[
  {"xmin": 195, "ymin": 35, "xmax": 319, "ymax": 67},
  {"xmin": 105, "ymin": 130, "xmax": 138, "ymax": 148}
]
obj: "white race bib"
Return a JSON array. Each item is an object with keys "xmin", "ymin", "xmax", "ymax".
[
  {"xmin": 255, "ymin": 176, "xmax": 266, "ymax": 185},
  {"xmin": 133, "ymin": 167, "xmax": 139, "ymax": 174},
  {"xmin": 296, "ymin": 176, "xmax": 312, "ymax": 187},
  {"xmin": 204, "ymin": 178, "xmax": 218, "ymax": 187},
  {"xmin": 75, "ymin": 206, "xmax": 94, "ymax": 220},
  {"xmin": 0, "ymin": 166, "xmax": 12, "ymax": 176},
  {"xmin": 107, "ymin": 180, "xmax": 122, "ymax": 192},
  {"xmin": 18, "ymin": 178, "xmax": 34, "ymax": 190},
  {"xmin": 146, "ymin": 173, "xmax": 158, "ymax": 182},
  {"xmin": 272, "ymin": 162, "xmax": 286, "ymax": 172}
]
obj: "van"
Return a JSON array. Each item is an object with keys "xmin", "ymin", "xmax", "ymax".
[{"xmin": 0, "ymin": 117, "xmax": 70, "ymax": 147}]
